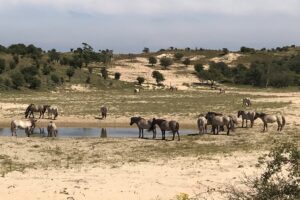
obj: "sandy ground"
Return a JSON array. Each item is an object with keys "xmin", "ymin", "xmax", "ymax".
[{"xmin": 0, "ymin": 136, "xmax": 262, "ymax": 200}]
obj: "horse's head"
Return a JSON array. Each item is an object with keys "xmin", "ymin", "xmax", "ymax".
[
  {"xmin": 129, "ymin": 117, "xmax": 135, "ymax": 126},
  {"xmin": 25, "ymin": 104, "xmax": 33, "ymax": 118},
  {"xmin": 237, "ymin": 110, "xmax": 243, "ymax": 118}
]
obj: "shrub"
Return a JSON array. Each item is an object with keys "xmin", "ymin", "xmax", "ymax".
[
  {"xmin": 148, "ymin": 56, "xmax": 157, "ymax": 66},
  {"xmin": 10, "ymin": 71, "xmax": 25, "ymax": 89},
  {"xmin": 66, "ymin": 67, "xmax": 75, "ymax": 81},
  {"xmin": 114, "ymin": 72, "xmax": 121, "ymax": 80},
  {"xmin": 0, "ymin": 59, "xmax": 6, "ymax": 74},
  {"xmin": 174, "ymin": 52, "xmax": 184, "ymax": 60},
  {"xmin": 4, "ymin": 78, "xmax": 12, "ymax": 88},
  {"xmin": 51, "ymin": 74, "xmax": 60, "ymax": 84},
  {"xmin": 100, "ymin": 67, "xmax": 108, "ymax": 80},
  {"xmin": 229, "ymin": 142, "xmax": 300, "ymax": 200},
  {"xmin": 160, "ymin": 57, "xmax": 173, "ymax": 69},
  {"xmin": 27, "ymin": 76, "xmax": 41, "ymax": 89},
  {"xmin": 9, "ymin": 61, "xmax": 17, "ymax": 70},
  {"xmin": 152, "ymin": 70, "xmax": 165, "ymax": 84},
  {"xmin": 194, "ymin": 63, "xmax": 204, "ymax": 73},
  {"xmin": 42, "ymin": 65, "xmax": 51, "ymax": 75},
  {"xmin": 182, "ymin": 58, "xmax": 191, "ymax": 67},
  {"xmin": 137, "ymin": 76, "xmax": 145, "ymax": 85}
]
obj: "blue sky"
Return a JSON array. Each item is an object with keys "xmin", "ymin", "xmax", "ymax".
[{"xmin": 0, "ymin": 0, "xmax": 299, "ymax": 53}]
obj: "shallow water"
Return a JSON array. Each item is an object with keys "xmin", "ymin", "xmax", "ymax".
[{"xmin": 0, "ymin": 127, "xmax": 196, "ymax": 138}]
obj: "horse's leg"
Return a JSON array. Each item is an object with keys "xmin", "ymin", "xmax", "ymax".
[
  {"xmin": 242, "ymin": 119, "xmax": 244, "ymax": 128},
  {"xmin": 162, "ymin": 130, "xmax": 165, "ymax": 140},
  {"xmin": 141, "ymin": 129, "xmax": 144, "ymax": 138},
  {"xmin": 172, "ymin": 131, "xmax": 175, "ymax": 140},
  {"xmin": 138, "ymin": 128, "xmax": 141, "ymax": 138},
  {"xmin": 177, "ymin": 131, "xmax": 180, "ymax": 141},
  {"xmin": 245, "ymin": 119, "xmax": 248, "ymax": 128},
  {"xmin": 226, "ymin": 125, "xmax": 230, "ymax": 135}
]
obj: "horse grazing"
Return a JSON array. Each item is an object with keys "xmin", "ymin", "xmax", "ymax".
[
  {"xmin": 134, "ymin": 88, "xmax": 140, "ymax": 94},
  {"xmin": 130, "ymin": 117, "xmax": 156, "ymax": 138},
  {"xmin": 47, "ymin": 121, "xmax": 58, "ymax": 137},
  {"xmin": 100, "ymin": 106, "xmax": 108, "ymax": 119},
  {"xmin": 11, "ymin": 118, "xmax": 37, "ymax": 137},
  {"xmin": 25, "ymin": 104, "xmax": 49, "ymax": 119},
  {"xmin": 255, "ymin": 113, "xmax": 286, "ymax": 132},
  {"xmin": 47, "ymin": 105, "xmax": 58, "ymax": 120},
  {"xmin": 149, "ymin": 118, "xmax": 180, "ymax": 141},
  {"xmin": 206, "ymin": 113, "xmax": 234, "ymax": 135},
  {"xmin": 243, "ymin": 98, "xmax": 251, "ymax": 107},
  {"xmin": 197, "ymin": 115, "xmax": 207, "ymax": 134},
  {"xmin": 237, "ymin": 110, "xmax": 256, "ymax": 128}
]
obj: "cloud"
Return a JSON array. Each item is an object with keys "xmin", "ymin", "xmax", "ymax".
[{"xmin": 1, "ymin": 0, "xmax": 299, "ymax": 16}]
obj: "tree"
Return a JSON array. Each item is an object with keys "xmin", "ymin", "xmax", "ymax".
[
  {"xmin": 143, "ymin": 47, "xmax": 150, "ymax": 53},
  {"xmin": 152, "ymin": 71, "xmax": 165, "ymax": 84},
  {"xmin": 48, "ymin": 49, "xmax": 60, "ymax": 62},
  {"xmin": 13, "ymin": 55, "xmax": 19, "ymax": 64},
  {"xmin": 182, "ymin": 58, "xmax": 191, "ymax": 67},
  {"xmin": 114, "ymin": 72, "xmax": 121, "ymax": 80},
  {"xmin": 148, "ymin": 56, "xmax": 157, "ymax": 66},
  {"xmin": 27, "ymin": 76, "xmax": 41, "ymax": 89},
  {"xmin": 100, "ymin": 67, "xmax": 108, "ymax": 80},
  {"xmin": 194, "ymin": 63, "xmax": 204, "ymax": 73},
  {"xmin": 10, "ymin": 71, "xmax": 25, "ymax": 89},
  {"xmin": 160, "ymin": 57, "xmax": 173, "ymax": 69},
  {"xmin": 0, "ymin": 59, "xmax": 6, "ymax": 74},
  {"xmin": 197, "ymin": 68, "xmax": 221, "ymax": 86},
  {"xmin": 42, "ymin": 65, "xmax": 51, "ymax": 75},
  {"xmin": 9, "ymin": 61, "xmax": 17, "ymax": 70},
  {"xmin": 66, "ymin": 67, "xmax": 75, "ymax": 81},
  {"xmin": 137, "ymin": 76, "xmax": 145, "ymax": 85},
  {"xmin": 174, "ymin": 52, "xmax": 184, "ymax": 60}
]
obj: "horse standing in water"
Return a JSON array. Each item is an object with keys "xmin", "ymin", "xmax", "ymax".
[
  {"xmin": 100, "ymin": 106, "xmax": 108, "ymax": 119},
  {"xmin": 130, "ymin": 117, "xmax": 156, "ymax": 138},
  {"xmin": 149, "ymin": 118, "xmax": 180, "ymax": 141},
  {"xmin": 47, "ymin": 121, "xmax": 58, "ymax": 137},
  {"xmin": 197, "ymin": 115, "xmax": 207, "ymax": 134},
  {"xmin": 25, "ymin": 104, "xmax": 49, "ymax": 119},
  {"xmin": 11, "ymin": 118, "xmax": 37, "ymax": 137},
  {"xmin": 255, "ymin": 112, "xmax": 286, "ymax": 132}
]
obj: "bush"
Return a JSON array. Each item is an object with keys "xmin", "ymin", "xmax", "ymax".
[
  {"xmin": 194, "ymin": 63, "xmax": 204, "ymax": 73},
  {"xmin": 42, "ymin": 65, "xmax": 51, "ymax": 75},
  {"xmin": 160, "ymin": 57, "xmax": 173, "ymax": 69},
  {"xmin": 27, "ymin": 76, "xmax": 41, "ymax": 89},
  {"xmin": 51, "ymin": 74, "xmax": 60, "ymax": 84},
  {"xmin": 9, "ymin": 61, "xmax": 17, "ymax": 70},
  {"xmin": 85, "ymin": 75, "xmax": 91, "ymax": 84},
  {"xmin": 174, "ymin": 52, "xmax": 184, "ymax": 60},
  {"xmin": 13, "ymin": 55, "xmax": 19, "ymax": 64},
  {"xmin": 0, "ymin": 59, "xmax": 6, "ymax": 74},
  {"xmin": 100, "ymin": 67, "xmax": 108, "ymax": 80},
  {"xmin": 229, "ymin": 142, "xmax": 300, "ymax": 200},
  {"xmin": 10, "ymin": 71, "xmax": 25, "ymax": 89},
  {"xmin": 114, "ymin": 72, "xmax": 121, "ymax": 80},
  {"xmin": 148, "ymin": 56, "xmax": 157, "ymax": 66},
  {"xmin": 137, "ymin": 76, "xmax": 145, "ymax": 85},
  {"xmin": 66, "ymin": 67, "xmax": 75, "ymax": 81},
  {"xmin": 182, "ymin": 58, "xmax": 191, "ymax": 67},
  {"xmin": 152, "ymin": 70, "xmax": 165, "ymax": 84},
  {"xmin": 4, "ymin": 78, "xmax": 12, "ymax": 88}
]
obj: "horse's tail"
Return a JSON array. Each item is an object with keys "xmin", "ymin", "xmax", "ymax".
[
  {"xmin": 11, "ymin": 120, "xmax": 15, "ymax": 135},
  {"xmin": 176, "ymin": 122, "xmax": 180, "ymax": 131},
  {"xmin": 229, "ymin": 118, "xmax": 235, "ymax": 132},
  {"xmin": 281, "ymin": 115, "xmax": 286, "ymax": 130},
  {"xmin": 25, "ymin": 104, "xmax": 31, "ymax": 118}
]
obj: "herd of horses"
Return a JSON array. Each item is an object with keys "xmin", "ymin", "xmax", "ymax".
[{"xmin": 9, "ymin": 98, "xmax": 286, "ymax": 140}]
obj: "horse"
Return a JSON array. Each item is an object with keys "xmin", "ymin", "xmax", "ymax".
[
  {"xmin": 219, "ymin": 88, "xmax": 225, "ymax": 94},
  {"xmin": 11, "ymin": 118, "xmax": 37, "ymax": 137},
  {"xmin": 134, "ymin": 88, "xmax": 140, "ymax": 94},
  {"xmin": 170, "ymin": 86, "xmax": 178, "ymax": 91},
  {"xmin": 197, "ymin": 115, "xmax": 207, "ymax": 134},
  {"xmin": 149, "ymin": 118, "xmax": 180, "ymax": 141},
  {"xmin": 206, "ymin": 113, "xmax": 234, "ymax": 135},
  {"xmin": 243, "ymin": 98, "xmax": 251, "ymax": 107},
  {"xmin": 228, "ymin": 114, "xmax": 238, "ymax": 129},
  {"xmin": 255, "ymin": 112, "xmax": 286, "ymax": 132},
  {"xmin": 237, "ymin": 110, "xmax": 256, "ymax": 128},
  {"xmin": 130, "ymin": 117, "xmax": 156, "ymax": 138},
  {"xmin": 100, "ymin": 106, "xmax": 108, "ymax": 119},
  {"xmin": 47, "ymin": 121, "xmax": 58, "ymax": 137},
  {"xmin": 47, "ymin": 105, "xmax": 58, "ymax": 120},
  {"xmin": 205, "ymin": 112, "xmax": 224, "ymax": 132},
  {"xmin": 25, "ymin": 104, "xmax": 49, "ymax": 119}
]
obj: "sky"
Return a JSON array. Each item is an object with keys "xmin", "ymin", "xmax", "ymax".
[{"xmin": 0, "ymin": 0, "xmax": 299, "ymax": 53}]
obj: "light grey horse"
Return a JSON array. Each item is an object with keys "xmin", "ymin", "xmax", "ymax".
[
  {"xmin": 47, "ymin": 105, "xmax": 58, "ymax": 120},
  {"xmin": 255, "ymin": 112, "xmax": 286, "ymax": 132},
  {"xmin": 11, "ymin": 118, "xmax": 37, "ymax": 137},
  {"xmin": 130, "ymin": 117, "xmax": 156, "ymax": 138},
  {"xmin": 47, "ymin": 121, "xmax": 58, "ymax": 137},
  {"xmin": 149, "ymin": 118, "xmax": 180, "ymax": 141},
  {"xmin": 197, "ymin": 115, "xmax": 207, "ymax": 134},
  {"xmin": 237, "ymin": 110, "xmax": 256, "ymax": 128},
  {"xmin": 243, "ymin": 97, "xmax": 251, "ymax": 107},
  {"xmin": 100, "ymin": 106, "xmax": 108, "ymax": 119}
]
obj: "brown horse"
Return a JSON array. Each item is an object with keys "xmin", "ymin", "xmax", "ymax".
[
  {"xmin": 100, "ymin": 106, "xmax": 108, "ymax": 119},
  {"xmin": 149, "ymin": 118, "xmax": 180, "ymax": 141},
  {"xmin": 255, "ymin": 112, "xmax": 286, "ymax": 132},
  {"xmin": 130, "ymin": 117, "xmax": 156, "ymax": 138},
  {"xmin": 25, "ymin": 104, "xmax": 49, "ymax": 119},
  {"xmin": 237, "ymin": 110, "xmax": 256, "ymax": 128}
]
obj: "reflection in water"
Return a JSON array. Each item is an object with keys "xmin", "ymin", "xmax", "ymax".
[{"xmin": 100, "ymin": 128, "xmax": 107, "ymax": 138}]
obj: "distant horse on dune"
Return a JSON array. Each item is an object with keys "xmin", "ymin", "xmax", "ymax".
[{"xmin": 149, "ymin": 118, "xmax": 180, "ymax": 141}]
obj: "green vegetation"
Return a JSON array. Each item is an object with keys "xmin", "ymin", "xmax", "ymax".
[
  {"xmin": 160, "ymin": 57, "xmax": 173, "ymax": 69},
  {"xmin": 137, "ymin": 76, "xmax": 145, "ymax": 85},
  {"xmin": 152, "ymin": 70, "xmax": 165, "ymax": 84},
  {"xmin": 148, "ymin": 56, "xmax": 157, "ymax": 66}
]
